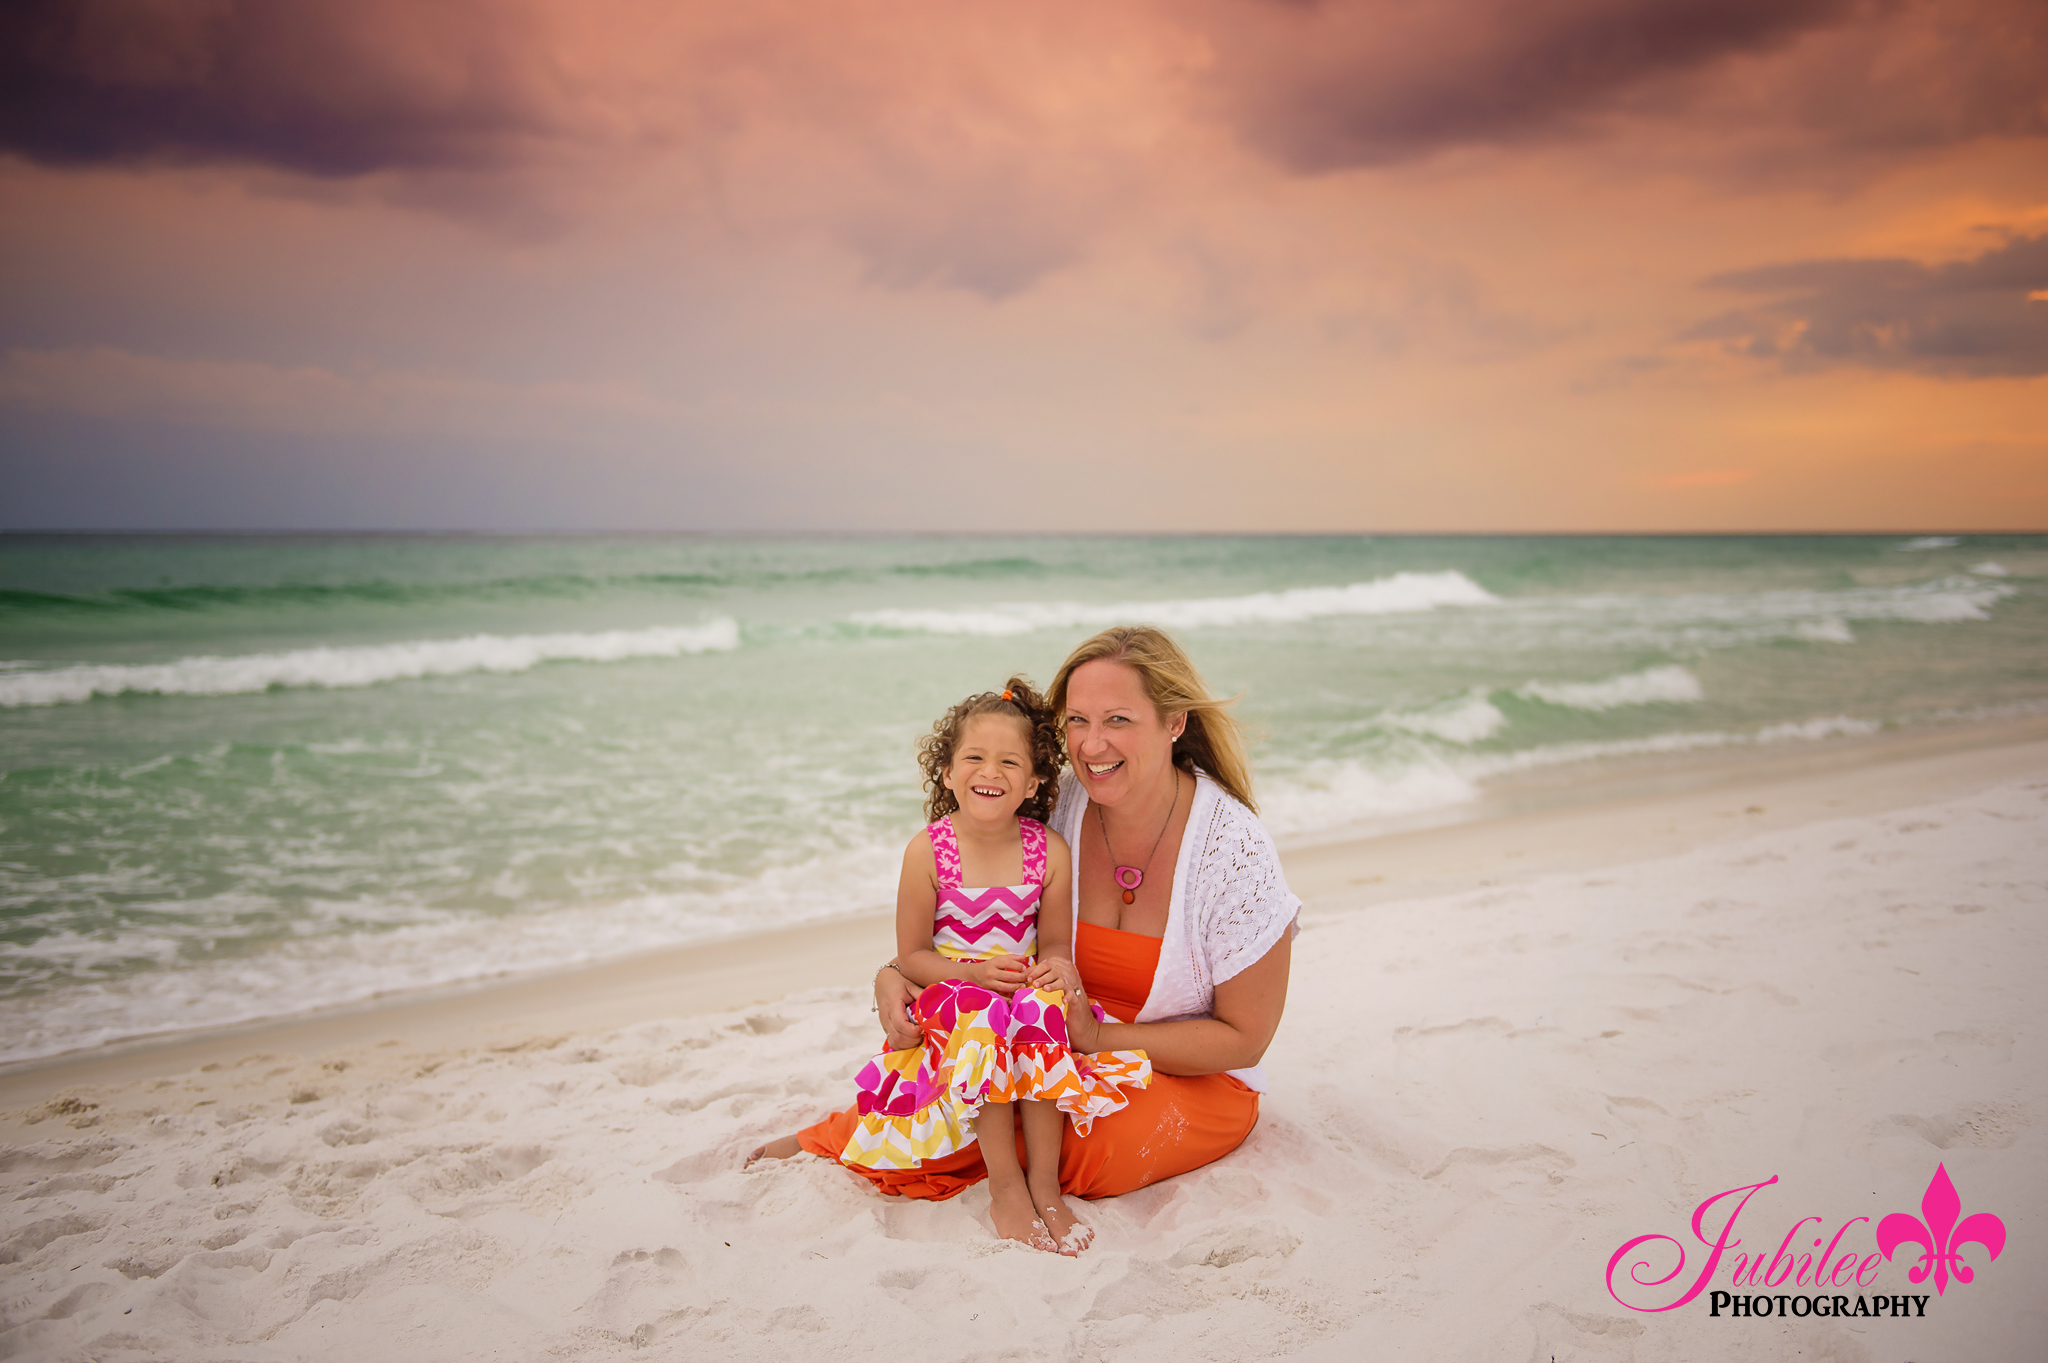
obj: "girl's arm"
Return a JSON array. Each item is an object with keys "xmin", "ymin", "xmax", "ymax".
[
  {"xmin": 891, "ymin": 831, "xmax": 956, "ymax": 989},
  {"xmin": 891, "ymin": 832, "xmax": 1026, "ymax": 994},
  {"xmin": 1034, "ymin": 832, "xmax": 1072, "ymax": 963},
  {"xmin": 1064, "ymin": 932, "xmax": 1290, "ymax": 1074},
  {"xmin": 1025, "ymin": 833, "xmax": 1076, "ymax": 992}
]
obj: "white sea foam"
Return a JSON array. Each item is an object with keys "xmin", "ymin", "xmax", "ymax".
[
  {"xmin": 1969, "ymin": 562, "xmax": 2010, "ymax": 577},
  {"xmin": 848, "ymin": 571, "xmax": 1498, "ymax": 636},
  {"xmin": 1685, "ymin": 577, "xmax": 2010, "ymax": 626},
  {"xmin": 0, "ymin": 619, "xmax": 741, "ymax": 708},
  {"xmin": 1379, "ymin": 691, "xmax": 1508, "ymax": 744},
  {"xmin": 1517, "ymin": 664, "xmax": 1704, "ymax": 711},
  {"xmin": 1367, "ymin": 667, "xmax": 1706, "ymax": 748},
  {"xmin": 1795, "ymin": 618, "xmax": 1856, "ymax": 643},
  {"xmin": 1753, "ymin": 716, "xmax": 1883, "ymax": 742},
  {"xmin": 1259, "ymin": 758, "xmax": 1480, "ymax": 838},
  {"xmin": 1490, "ymin": 576, "xmax": 2013, "ymax": 651},
  {"xmin": 1243, "ymin": 576, "xmax": 2009, "ymax": 663},
  {"xmin": 1860, "ymin": 582, "xmax": 2010, "ymax": 622},
  {"xmin": 1259, "ymin": 714, "xmax": 1882, "ymax": 840},
  {"xmin": 1899, "ymin": 536, "xmax": 1961, "ymax": 551},
  {"xmin": 1465, "ymin": 715, "xmax": 1880, "ymax": 777},
  {"xmin": 0, "ymin": 836, "xmax": 898, "ymax": 1065}
]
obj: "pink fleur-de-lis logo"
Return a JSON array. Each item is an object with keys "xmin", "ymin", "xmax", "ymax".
[{"xmin": 1875, "ymin": 1164, "xmax": 2007, "ymax": 1295}]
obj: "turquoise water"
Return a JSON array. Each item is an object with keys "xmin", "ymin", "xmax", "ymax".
[{"xmin": 2, "ymin": 533, "xmax": 2042, "ymax": 1062}]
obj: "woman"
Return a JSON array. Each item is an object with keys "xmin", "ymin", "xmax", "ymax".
[{"xmin": 754, "ymin": 626, "xmax": 1298, "ymax": 1214}]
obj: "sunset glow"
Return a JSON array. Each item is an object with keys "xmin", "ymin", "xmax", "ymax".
[{"xmin": 1, "ymin": 0, "xmax": 2043, "ymax": 530}]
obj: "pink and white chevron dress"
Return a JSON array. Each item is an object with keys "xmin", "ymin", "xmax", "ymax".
[{"xmin": 838, "ymin": 815, "xmax": 1152, "ymax": 1171}]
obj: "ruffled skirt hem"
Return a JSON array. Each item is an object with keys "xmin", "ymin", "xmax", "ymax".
[{"xmin": 840, "ymin": 978, "xmax": 1151, "ymax": 1170}]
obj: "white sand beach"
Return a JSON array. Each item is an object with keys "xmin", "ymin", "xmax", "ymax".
[{"xmin": 3, "ymin": 724, "xmax": 2043, "ymax": 1362}]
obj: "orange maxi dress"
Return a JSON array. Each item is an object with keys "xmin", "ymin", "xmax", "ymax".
[{"xmin": 798, "ymin": 920, "xmax": 1261, "ymax": 1200}]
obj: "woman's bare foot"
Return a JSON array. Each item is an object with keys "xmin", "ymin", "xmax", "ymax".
[
  {"xmin": 1028, "ymin": 1179, "xmax": 1093, "ymax": 1255},
  {"xmin": 988, "ymin": 1181, "xmax": 1058, "ymax": 1252},
  {"xmin": 743, "ymin": 1134, "xmax": 804, "ymax": 1169}
]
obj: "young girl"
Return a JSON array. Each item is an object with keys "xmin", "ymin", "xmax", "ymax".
[{"xmin": 837, "ymin": 680, "xmax": 1150, "ymax": 1254}]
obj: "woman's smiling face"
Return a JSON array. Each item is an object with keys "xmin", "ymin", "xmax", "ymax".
[
  {"xmin": 1063, "ymin": 659, "xmax": 1183, "ymax": 809},
  {"xmin": 942, "ymin": 712, "xmax": 1040, "ymax": 825}
]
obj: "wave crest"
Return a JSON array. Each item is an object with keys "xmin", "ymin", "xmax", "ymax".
[
  {"xmin": 1380, "ymin": 691, "xmax": 1508, "ymax": 744},
  {"xmin": 1517, "ymin": 665, "xmax": 1704, "ymax": 711},
  {"xmin": 0, "ymin": 619, "xmax": 740, "ymax": 708},
  {"xmin": 848, "ymin": 570, "xmax": 1498, "ymax": 636},
  {"xmin": 1260, "ymin": 714, "xmax": 1881, "ymax": 839}
]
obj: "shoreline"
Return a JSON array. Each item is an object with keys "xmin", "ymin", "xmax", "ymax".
[
  {"xmin": 3, "ymin": 711, "xmax": 2041, "ymax": 1360},
  {"xmin": 5, "ymin": 710, "xmax": 2043, "ymax": 1113}
]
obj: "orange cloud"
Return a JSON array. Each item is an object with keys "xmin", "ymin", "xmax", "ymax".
[{"xmin": 1656, "ymin": 468, "xmax": 1756, "ymax": 489}]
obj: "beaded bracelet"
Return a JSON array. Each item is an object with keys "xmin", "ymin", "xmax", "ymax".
[{"xmin": 869, "ymin": 960, "xmax": 907, "ymax": 1012}]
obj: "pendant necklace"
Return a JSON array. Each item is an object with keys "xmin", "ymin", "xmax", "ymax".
[{"xmin": 1097, "ymin": 770, "xmax": 1181, "ymax": 906}]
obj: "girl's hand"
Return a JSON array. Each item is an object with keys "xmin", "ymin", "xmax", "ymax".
[
  {"xmin": 972, "ymin": 954, "xmax": 1029, "ymax": 996},
  {"xmin": 1027, "ymin": 955, "xmax": 1082, "ymax": 998}
]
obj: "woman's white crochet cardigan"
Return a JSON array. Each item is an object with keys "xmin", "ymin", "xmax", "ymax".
[{"xmin": 1047, "ymin": 767, "xmax": 1301, "ymax": 1093}]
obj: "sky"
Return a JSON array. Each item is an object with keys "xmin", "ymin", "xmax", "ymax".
[{"xmin": 1, "ymin": 0, "xmax": 2044, "ymax": 533}]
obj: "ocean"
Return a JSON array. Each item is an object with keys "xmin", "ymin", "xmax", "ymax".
[{"xmin": 2, "ymin": 533, "xmax": 2041, "ymax": 1064}]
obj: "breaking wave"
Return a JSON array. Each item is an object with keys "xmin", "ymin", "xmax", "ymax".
[
  {"xmin": 1517, "ymin": 664, "xmax": 1704, "ymax": 711},
  {"xmin": 1260, "ymin": 714, "xmax": 1883, "ymax": 839},
  {"xmin": 1379, "ymin": 692, "xmax": 1509, "ymax": 744},
  {"xmin": 847, "ymin": 571, "xmax": 1498, "ymax": 636},
  {"xmin": 0, "ymin": 836, "xmax": 899, "ymax": 1065},
  {"xmin": 0, "ymin": 619, "xmax": 740, "ymax": 708}
]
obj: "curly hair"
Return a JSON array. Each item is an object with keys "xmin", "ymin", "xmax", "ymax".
[{"xmin": 918, "ymin": 676, "xmax": 1064, "ymax": 825}]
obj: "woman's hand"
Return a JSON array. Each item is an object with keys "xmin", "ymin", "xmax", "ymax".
[
  {"xmin": 1063, "ymin": 988, "xmax": 1103, "ymax": 1053},
  {"xmin": 875, "ymin": 965, "xmax": 921, "ymax": 1050},
  {"xmin": 970, "ymin": 954, "xmax": 1030, "ymax": 996},
  {"xmin": 1076, "ymin": 931, "xmax": 1290, "ymax": 1075}
]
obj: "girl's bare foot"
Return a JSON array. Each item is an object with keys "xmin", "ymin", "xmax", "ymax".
[
  {"xmin": 988, "ymin": 1181, "xmax": 1058, "ymax": 1252},
  {"xmin": 1028, "ymin": 1179, "xmax": 1093, "ymax": 1255},
  {"xmin": 744, "ymin": 1134, "xmax": 804, "ymax": 1168}
]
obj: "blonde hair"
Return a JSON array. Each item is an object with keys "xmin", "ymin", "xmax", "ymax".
[{"xmin": 1049, "ymin": 626, "xmax": 1257, "ymax": 813}]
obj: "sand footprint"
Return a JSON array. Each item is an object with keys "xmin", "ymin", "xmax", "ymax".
[{"xmin": 1166, "ymin": 1219, "xmax": 1302, "ymax": 1269}]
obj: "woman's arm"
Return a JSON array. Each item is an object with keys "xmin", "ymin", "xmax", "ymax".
[
  {"xmin": 873, "ymin": 964, "xmax": 921, "ymax": 1050},
  {"xmin": 1066, "ymin": 931, "xmax": 1290, "ymax": 1075}
]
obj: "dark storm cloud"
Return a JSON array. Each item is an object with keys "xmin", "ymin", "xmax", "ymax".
[
  {"xmin": 1197, "ymin": 0, "xmax": 2048, "ymax": 172},
  {"xmin": 1688, "ymin": 235, "xmax": 2048, "ymax": 377},
  {"xmin": 1201, "ymin": 0, "xmax": 1847, "ymax": 170},
  {"xmin": 9, "ymin": 0, "xmax": 2042, "ymax": 204},
  {"xmin": 0, "ymin": 0, "xmax": 560, "ymax": 176}
]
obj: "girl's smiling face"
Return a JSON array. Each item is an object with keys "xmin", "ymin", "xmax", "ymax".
[{"xmin": 942, "ymin": 713, "xmax": 1041, "ymax": 827}]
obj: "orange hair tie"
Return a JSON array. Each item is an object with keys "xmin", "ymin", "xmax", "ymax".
[{"xmin": 1001, "ymin": 689, "xmax": 1014, "ymax": 700}]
